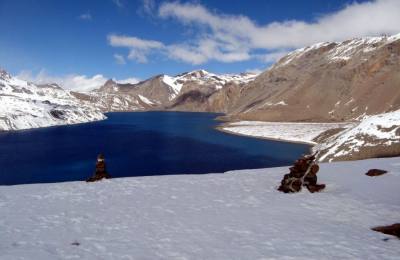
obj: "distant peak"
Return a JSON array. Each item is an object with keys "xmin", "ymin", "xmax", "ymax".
[
  {"xmin": 0, "ymin": 68, "xmax": 12, "ymax": 80},
  {"xmin": 104, "ymin": 79, "xmax": 116, "ymax": 85},
  {"xmin": 188, "ymin": 69, "xmax": 209, "ymax": 77}
]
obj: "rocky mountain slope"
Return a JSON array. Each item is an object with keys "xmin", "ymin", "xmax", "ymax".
[
  {"xmin": 228, "ymin": 34, "xmax": 400, "ymax": 122},
  {"xmin": 0, "ymin": 70, "xmax": 105, "ymax": 131},
  {"xmin": 73, "ymin": 70, "xmax": 257, "ymax": 112}
]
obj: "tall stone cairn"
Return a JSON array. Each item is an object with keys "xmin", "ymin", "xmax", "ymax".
[
  {"xmin": 278, "ymin": 153, "xmax": 325, "ymax": 193},
  {"xmin": 86, "ymin": 153, "xmax": 111, "ymax": 182}
]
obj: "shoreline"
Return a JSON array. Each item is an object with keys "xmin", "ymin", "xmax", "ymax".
[
  {"xmin": 215, "ymin": 123, "xmax": 316, "ymax": 147},
  {"xmin": 215, "ymin": 120, "xmax": 353, "ymax": 148},
  {"xmin": 0, "ymin": 116, "xmax": 107, "ymax": 133}
]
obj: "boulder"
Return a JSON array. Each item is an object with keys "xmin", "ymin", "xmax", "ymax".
[
  {"xmin": 372, "ymin": 223, "xmax": 400, "ymax": 238},
  {"xmin": 366, "ymin": 169, "xmax": 388, "ymax": 177}
]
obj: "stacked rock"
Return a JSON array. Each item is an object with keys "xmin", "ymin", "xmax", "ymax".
[
  {"xmin": 278, "ymin": 153, "xmax": 325, "ymax": 193},
  {"xmin": 86, "ymin": 153, "xmax": 111, "ymax": 182}
]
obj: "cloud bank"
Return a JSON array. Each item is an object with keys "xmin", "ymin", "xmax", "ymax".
[
  {"xmin": 17, "ymin": 70, "xmax": 140, "ymax": 92},
  {"xmin": 109, "ymin": 0, "xmax": 400, "ymax": 65}
]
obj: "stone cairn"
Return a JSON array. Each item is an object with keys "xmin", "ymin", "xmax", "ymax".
[
  {"xmin": 278, "ymin": 152, "xmax": 326, "ymax": 193},
  {"xmin": 86, "ymin": 153, "xmax": 111, "ymax": 182}
]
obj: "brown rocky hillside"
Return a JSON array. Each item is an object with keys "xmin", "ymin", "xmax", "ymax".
[{"xmin": 228, "ymin": 34, "xmax": 400, "ymax": 122}]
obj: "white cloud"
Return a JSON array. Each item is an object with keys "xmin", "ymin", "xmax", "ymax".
[
  {"xmin": 245, "ymin": 68, "xmax": 263, "ymax": 75},
  {"xmin": 113, "ymin": 54, "xmax": 126, "ymax": 65},
  {"xmin": 78, "ymin": 12, "xmax": 92, "ymax": 21},
  {"xmin": 108, "ymin": 34, "xmax": 165, "ymax": 63},
  {"xmin": 108, "ymin": 34, "xmax": 164, "ymax": 49},
  {"xmin": 109, "ymin": 0, "xmax": 400, "ymax": 65},
  {"xmin": 159, "ymin": 0, "xmax": 400, "ymax": 49},
  {"xmin": 114, "ymin": 77, "xmax": 140, "ymax": 84},
  {"xmin": 112, "ymin": 0, "xmax": 124, "ymax": 8},
  {"xmin": 16, "ymin": 70, "xmax": 140, "ymax": 92}
]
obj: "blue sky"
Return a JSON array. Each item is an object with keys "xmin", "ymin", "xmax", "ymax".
[{"xmin": 0, "ymin": 0, "xmax": 399, "ymax": 90}]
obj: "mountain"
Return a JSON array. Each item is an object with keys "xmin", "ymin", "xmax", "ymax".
[
  {"xmin": 0, "ymin": 70, "xmax": 105, "ymax": 131},
  {"xmin": 73, "ymin": 70, "xmax": 258, "ymax": 112},
  {"xmin": 167, "ymin": 70, "xmax": 257, "ymax": 112},
  {"xmin": 227, "ymin": 33, "xmax": 400, "ymax": 122}
]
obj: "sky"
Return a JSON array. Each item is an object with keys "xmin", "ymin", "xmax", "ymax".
[{"xmin": 0, "ymin": 0, "xmax": 399, "ymax": 91}]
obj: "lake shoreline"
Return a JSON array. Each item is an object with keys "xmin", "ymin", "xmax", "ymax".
[
  {"xmin": 214, "ymin": 120, "xmax": 353, "ymax": 153},
  {"xmin": 215, "ymin": 123, "xmax": 315, "ymax": 147}
]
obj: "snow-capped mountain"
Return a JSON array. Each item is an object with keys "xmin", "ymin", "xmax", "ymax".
[
  {"xmin": 163, "ymin": 69, "xmax": 257, "ymax": 95},
  {"xmin": 75, "ymin": 70, "xmax": 258, "ymax": 112},
  {"xmin": 0, "ymin": 69, "xmax": 105, "ymax": 131}
]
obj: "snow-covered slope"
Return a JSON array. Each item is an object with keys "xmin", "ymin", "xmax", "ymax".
[
  {"xmin": 220, "ymin": 110, "xmax": 399, "ymax": 162},
  {"xmin": 0, "ymin": 157, "xmax": 399, "ymax": 259},
  {"xmin": 314, "ymin": 110, "xmax": 400, "ymax": 162},
  {"xmin": 163, "ymin": 70, "xmax": 257, "ymax": 98},
  {"xmin": 171, "ymin": 70, "xmax": 257, "ymax": 89},
  {"xmin": 222, "ymin": 121, "xmax": 354, "ymax": 145},
  {"xmin": 0, "ymin": 70, "xmax": 105, "ymax": 131}
]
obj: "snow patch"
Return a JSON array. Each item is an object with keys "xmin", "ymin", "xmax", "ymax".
[
  {"xmin": 223, "ymin": 121, "xmax": 352, "ymax": 145},
  {"xmin": 315, "ymin": 110, "xmax": 400, "ymax": 161},
  {"xmin": 138, "ymin": 94, "xmax": 155, "ymax": 105}
]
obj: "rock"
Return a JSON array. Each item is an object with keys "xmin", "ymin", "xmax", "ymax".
[
  {"xmin": 278, "ymin": 153, "xmax": 325, "ymax": 193},
  {"xmin": 366, "ymin": 169, "xmax": 388, "ymax": 176},
  {"xmin": 372, "ymin": 223, "xmax": 400, "ymax": 238},
  {"xmin": 86, "ymin": 153, "xmax": 111, "ymax": 182}
]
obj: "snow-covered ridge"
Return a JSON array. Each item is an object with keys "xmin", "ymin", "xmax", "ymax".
[
  {"xmin": 1, "ymin": 157, "xmax": 399, "ymax": 259},
  {"xmin": 315, "ymin": 110, "xmax": 400, "ymax": 162},
  {"xmin": 275, "ymin": 33, "xmax": 400, "ymax": 68},
  {"xmin": 0, "ymin": 70, "xmax": 105, "ymax": 131},
  {"xmin": 162, "ymin": 69, "xmax": 258, "ymax": 98}
]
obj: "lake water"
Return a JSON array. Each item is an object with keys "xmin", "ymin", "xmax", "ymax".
[{"xmin": 0, "ymin": 112, "xmax": 309, "ymax": 185}]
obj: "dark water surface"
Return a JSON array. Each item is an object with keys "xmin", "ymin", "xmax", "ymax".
[{"xmin": 0, "ymin": 112, "xmax": 309, "ymax": 185}]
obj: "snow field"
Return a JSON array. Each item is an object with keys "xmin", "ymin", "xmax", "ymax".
[{"xmin": 0, "ymin": 157, "xmax": 399, "ymax": 259}]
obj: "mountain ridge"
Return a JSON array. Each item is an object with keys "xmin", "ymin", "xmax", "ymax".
[{"xmin": 0, "ymin": 70, "xmax": 105, "ymax": 131}]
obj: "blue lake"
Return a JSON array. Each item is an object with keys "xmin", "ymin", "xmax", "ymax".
[{"xmin": 0, "ymin": 112, "xmax": 310, "ymax": 185}]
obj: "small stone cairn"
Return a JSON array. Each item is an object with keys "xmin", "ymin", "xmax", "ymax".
[
  {"xmin": 86, "ymin": 153, "xmax": 111, "ymax": 182},
  {"xmin": 278, "ymin": 152, "xmax": 326, "ymax": 193}
]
